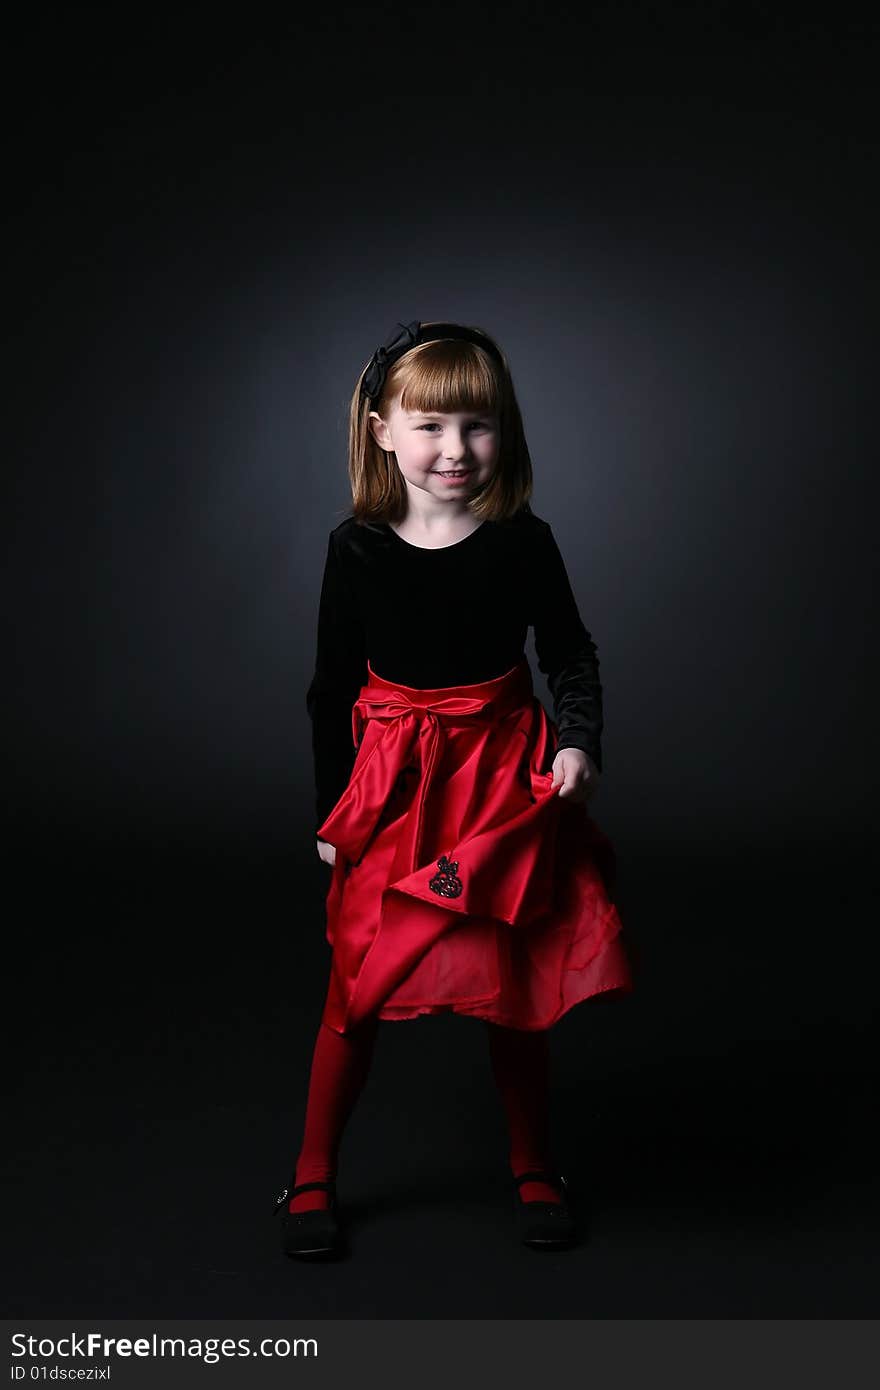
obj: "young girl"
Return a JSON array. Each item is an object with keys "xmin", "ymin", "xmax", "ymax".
[{"xmin": 274, "ymin": 320, "xmax": 635, "ymax": 1256}]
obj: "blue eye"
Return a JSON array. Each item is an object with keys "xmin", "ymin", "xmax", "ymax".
[{"xmin": 417, "ymin": 421, "xmax": 491, "ymax": 431}]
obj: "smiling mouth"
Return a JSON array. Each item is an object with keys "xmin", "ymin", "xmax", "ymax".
[{"xmin": 434, "ymin": 469, "xmax": 472, "ymax": 477}]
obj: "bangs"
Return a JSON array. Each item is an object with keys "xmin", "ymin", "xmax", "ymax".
[{"xmin": 393, "ymin": 342, "xmax": 500, "ymax": 417}]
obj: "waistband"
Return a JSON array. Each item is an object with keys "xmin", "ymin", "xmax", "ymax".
[
  {"xmin": 362, "ymin": 655, "xmax": 532, "ymax": 702},
  {"xmin": 354, "ymin": 657, "xmax": 534, "ymax": 741}
]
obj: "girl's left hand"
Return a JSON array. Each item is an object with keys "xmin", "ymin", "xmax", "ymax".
[{"xmin": 550, "ymin": 748, "xmax": 599, "ymax": 803}]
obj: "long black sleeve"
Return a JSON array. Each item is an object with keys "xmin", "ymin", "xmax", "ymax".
[
  {"xmin": 531, "ymin": 520, "xmax": 604, "ymax": 772},
  {"xmin": 305, "ymin": 530, "xmax": 369, "ymax": 834}
]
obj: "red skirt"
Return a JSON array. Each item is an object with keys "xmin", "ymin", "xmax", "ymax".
[{"xmin": 316, "ymin": 657, "xmax": 634, "ymax": 1034}]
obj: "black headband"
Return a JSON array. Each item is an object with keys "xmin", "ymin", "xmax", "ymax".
[{"xmin": 360, "ymin": 320, "xmax": 505, "ymax": 401}]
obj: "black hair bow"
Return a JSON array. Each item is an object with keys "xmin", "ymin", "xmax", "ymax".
[{"xmin": 361, "ymin": 320, "xmax": 422, "ymax": 400}]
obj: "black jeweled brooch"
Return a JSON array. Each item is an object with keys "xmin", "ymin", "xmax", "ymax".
[{"xmin": 429, "ymin": 854, "xmax": 463, "ymax": 898}]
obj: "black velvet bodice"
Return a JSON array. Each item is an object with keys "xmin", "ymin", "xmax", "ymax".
[{"xmin": 305, "ymin": 507, "xmax": 605, "ymax": 833}]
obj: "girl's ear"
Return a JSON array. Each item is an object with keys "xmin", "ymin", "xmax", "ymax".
[{"xmin": 368, "ymin": 409, "xmax": 393, "ymax": 450}]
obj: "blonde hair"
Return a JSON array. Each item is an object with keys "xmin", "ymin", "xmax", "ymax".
[{"xmin": 346, "ymin": 321, "xmax": 533, "ymax": 524}]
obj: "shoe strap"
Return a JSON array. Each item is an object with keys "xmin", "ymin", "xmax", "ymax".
[
  {"xmin": 273, "ymin": 1177, "xmax": 336, "ymax": 1213},
  {"xmin": 291, "ymin": 1180, "xmax": 336, "ymax": 1196},
  {"xmin": 514, "ymin": 1169, "xmax": 567, "ymax": 1190}
]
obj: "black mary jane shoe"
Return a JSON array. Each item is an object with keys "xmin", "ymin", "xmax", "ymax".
[
  {"xmin": 273, "ymin": 1178, "xmax": 344, "ymax": 1257},
  {"xmin": 513, "ymin": 1169, "xmax": 577, "ymax": 1249}
]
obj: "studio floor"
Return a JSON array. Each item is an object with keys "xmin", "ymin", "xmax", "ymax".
[{"xmin": 6, "ymin": 837, "xmax": 878, "ymax": 1318}]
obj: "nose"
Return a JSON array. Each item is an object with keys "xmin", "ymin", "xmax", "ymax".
[{"xmin": 442, "ymin": 431, "xmax": 470, "ymax": 462}]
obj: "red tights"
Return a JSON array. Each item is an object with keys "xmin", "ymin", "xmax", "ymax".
[{"xmin": 289, "ymin": 1017, "xmax": 562, "ymax": 1212}]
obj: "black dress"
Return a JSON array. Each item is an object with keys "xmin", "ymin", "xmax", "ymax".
[{"xmin": 305, "ymin": 506, "xmax": 605, "ymax": 836}]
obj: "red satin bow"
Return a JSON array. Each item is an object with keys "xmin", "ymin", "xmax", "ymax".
[
  {"xmin": 351, "ymin": 689, "xmax": 497, "ymax": 867},
  {"xmin": 318, "ymin": 661, "xmax": 532, "ymax": 870}
]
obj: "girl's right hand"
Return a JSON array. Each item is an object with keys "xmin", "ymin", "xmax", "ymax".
[{"xmin": 317, "ymin": 838, "xmax": 337, "ymax": 867}]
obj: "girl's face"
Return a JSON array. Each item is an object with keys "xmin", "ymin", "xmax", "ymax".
[{"xmin": 369, "ymin": 397, "xmax": 499, "ymax": 504}]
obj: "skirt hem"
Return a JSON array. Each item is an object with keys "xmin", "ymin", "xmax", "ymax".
[
  {"xmin": 323, "ymin": 977, "xmax": 635, "ymax": 1033},
  {"xmin": 321, "ymin": 930, "xmax": 635, "ymax": 1034}
]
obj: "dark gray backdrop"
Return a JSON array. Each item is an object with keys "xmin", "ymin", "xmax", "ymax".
[{"xmin": 5, "ymin": 5, "xmax": 877, "ymax": 1320}]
